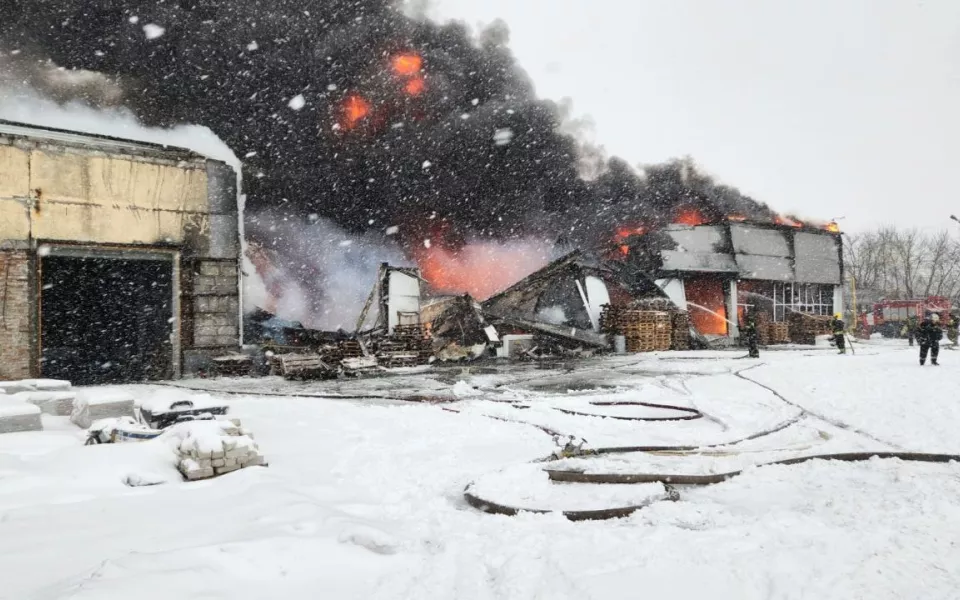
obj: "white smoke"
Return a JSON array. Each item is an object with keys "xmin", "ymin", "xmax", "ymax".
[{"xmin": 246, "ymin": 210, "xmax": 409, "ymax": 330}]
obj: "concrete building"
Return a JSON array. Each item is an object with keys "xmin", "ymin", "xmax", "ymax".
[
  {"xmin": 0, "ymin": 120, "xmax": 241, "ymax": 384},
  {"xmin": 623, "ymin": 222, "xmax": 844, "ymax": 339}
]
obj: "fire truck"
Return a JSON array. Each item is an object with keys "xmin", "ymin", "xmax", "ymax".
[{"xmin": 864, "ymin": 296, "xmax": 953, "ymax": 338}]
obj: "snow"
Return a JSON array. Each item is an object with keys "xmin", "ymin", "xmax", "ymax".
[
  {"xmin": 1, "ymin": 342, "xmax": 960, "ymax": 598},
  {"xmin": 0, "ymin": 403, "xmax": 40, "ymax": 417},
  {"xmin": 75, "ymin": 388, "xmax": 135, "ymax": 407},
  {"xmin": 288, "ymin": 94, "xmax": 306, "ymax": 110},
  {"xmin": 142, "ymin": 24, "xmax": 166, "ymax": 39}
]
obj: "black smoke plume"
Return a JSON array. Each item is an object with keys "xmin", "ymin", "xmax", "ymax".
[{"xmin": 0, "ymin": 0, "xmax": 776, "ymax": 305}]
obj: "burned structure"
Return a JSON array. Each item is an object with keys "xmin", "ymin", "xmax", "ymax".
[
  {"xmin": 0, "ymin": 120, "xmax": 241, "ymax": 384},
  {"xmin": 620, "ymin": 221, "xmax": 843, "ymax": 340}
]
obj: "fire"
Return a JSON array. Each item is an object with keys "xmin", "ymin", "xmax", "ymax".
[
  {"xmin": 415, "ymin": 240, "xmax": 550, "ymax": 300},
  {"xmin": 405, "ymin": 77, "xmax": 425, "ymax": 96},
  {"xmin": 392, "ymin": 53, "xmax": 423, "ymax": 76},
  {"xmin": 614, "ymin": 224, "xmax": 646, "ymax": 242},
  {"xmin": 774, "ymin": 215, "xmax": 804, "ymax": 228},
  {"xmin": 674, "ymin": 207, "xmax": 708, "ymax": 226},
  {"xmin": 342, "ymin": 94, "xmax": 372, "ymax": 128},
  {"xmin": 824, "ymin": 221, "xmax": 840, "ymax": 233},
  {"xmin": 727, "ymin": 214, "xmax": 747, "ymax": 222}
]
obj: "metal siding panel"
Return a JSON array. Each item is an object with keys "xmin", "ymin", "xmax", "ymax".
[
  {"xmin": 660, "ymin": 250, "xmax": 739, "ymax": 273},
  {"xmin": 729, "ymin": 224, "xmax": 790, "ymax": 256},
  {"xmin": 736, "ymin": 255, "xmax": 794, "ymax": 281},
  {"xmin": 795, "ymin": 257, "xmax": 841, "ymax": 285}
]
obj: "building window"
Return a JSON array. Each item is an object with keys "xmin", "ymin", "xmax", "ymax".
[{"xmin": 772, "ymin": 282, "xmax": 834, "ymax": 321}]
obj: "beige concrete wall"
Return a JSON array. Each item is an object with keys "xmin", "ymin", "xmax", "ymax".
[{"xmin": 0, "ymin": 145, "xmax": 209, "ymax": 245}]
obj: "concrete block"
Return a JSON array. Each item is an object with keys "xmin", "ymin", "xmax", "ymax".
[
  {"xmin": 0, "ymin": 404, "xmax": 42, "ymax": 434},
  {"xmin": 17, "ymin": 391, "xmax": 75, "ymax": 416},
  {"xmin": 212, "ymin": 458, "xmax": 226, "ymax": 468},
  {"xmin": 215, "ymin": 463, "xmax": 241, "ymax": 475},
  {"xmin": 224, "ymin": 457, "xmax": 237, "ymax": 467},
  {"xmin": 70, "ymin": 389, "xmax": 135, "ymax": 429},
  {"xmin": 200, "ymin": 262, "xmax": 221, "ymax": 277}
]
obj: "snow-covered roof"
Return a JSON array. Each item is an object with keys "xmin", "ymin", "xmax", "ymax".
[{"xmin": 657, "ymin": 223, "xmax": 842, "ymax": 284}]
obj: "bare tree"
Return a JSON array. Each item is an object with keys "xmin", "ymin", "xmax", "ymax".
[{"xmin": 844, "ymin": 226, "xmax": 960, "ymax": 305}]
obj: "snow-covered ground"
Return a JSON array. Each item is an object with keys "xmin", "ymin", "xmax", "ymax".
[{"xmin": 2, "ymin": 340, "xmax": 960, "ymax": 599}]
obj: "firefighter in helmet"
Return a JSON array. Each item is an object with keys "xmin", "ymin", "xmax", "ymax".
[
  {"xmin": 918, "ymin": 313, "xmax": 943, "ymax": 366},
  {"xmin": 946, "ymin": 313, "xmax": 959, "ymax": 347},
  {"xmin": 831, "ymin": 313, "xmax": 846, "ymax": 354},
  {"xmin": 741, "ymin": 310, "xmax": 760, "ymax": 358}
]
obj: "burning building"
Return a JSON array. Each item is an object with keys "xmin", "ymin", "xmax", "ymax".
[
  {"xmin": 619, "ymin": 220, "xmax": 844, "ymax": 340},
  {"xmin": 0, "ymin": 120, "xmax": 241, "ymax": 383}
]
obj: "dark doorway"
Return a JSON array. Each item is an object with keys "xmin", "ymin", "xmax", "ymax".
[{"xmin": 40, "ymin": 252, "xmax": 175, "ymax": 385}]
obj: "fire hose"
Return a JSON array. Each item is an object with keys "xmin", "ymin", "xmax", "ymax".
[{"xmin": 464, "ymin": 451, "xmax": 960, "ymax": 521}]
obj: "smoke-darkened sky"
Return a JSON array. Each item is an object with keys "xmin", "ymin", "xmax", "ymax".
[{"xmin": 427, "ymin": 0, "xmax": 960, "ymax": 233}]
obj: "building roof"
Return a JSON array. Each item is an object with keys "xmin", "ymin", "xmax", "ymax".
[
  {"xmin": 655, "ymin": 222, "xmax": 842, "ymax": 285},
  {"xmin": 0, "ymin": 119, "xmax": 207, "ymax": 162}
]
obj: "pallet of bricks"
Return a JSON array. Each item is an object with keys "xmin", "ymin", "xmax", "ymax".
[
  {"xmin": 600, "ymin": 305, "xmax": 672, "ymax": 352},
  {"xmin": 787, "ymin": 312, "xmax": 832, "ymax": 345},
  {"xmin": 767, "ymin": 321, "xmax": 790, "ymax": 344}
]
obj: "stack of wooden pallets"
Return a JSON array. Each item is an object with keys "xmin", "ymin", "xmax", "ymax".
[
  {"xmin": 600, "ymin": 306, "xmax": 672, "ymax": 352},
  {"xmin": 378, "ymin": 325, "xmax": 432, "ymax": 366},
  {"xmin": 768, "ymin": 322, "xmax": 790, "ymax": 344},
  {"xmin": 754, "ymin": 312, "xmax": 771, "ymax": 346},
  {"xmin": 671, "ymin": 311, "xmax": 690, "ymax": 350},
  {"xmin": 787, "ymin": 312, "xmax": 832, "ymax": 345}
]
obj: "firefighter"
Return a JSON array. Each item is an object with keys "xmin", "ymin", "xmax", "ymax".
[
  {"xmin": 946, "ymin": 313, "xmax": 959, "ymax": 347},
  {"xmin": 741, "ymin": 311, "xmax": 760, "ymax": 358},
  {"xmin": 906, "ymin": 314, "xmax": 918, "ymax": 346},
  {"xmin": 918, "ymin": 313, "xmax": 943, "ymax": 366},
  {"xmin": 830, "ymin": 313, "xmax": 846, "ymax": 354}
]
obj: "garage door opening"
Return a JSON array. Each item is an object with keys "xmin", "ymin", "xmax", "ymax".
[{"xmin": 40, "ymin": 250, "xmax": 176, "ymax": 385}]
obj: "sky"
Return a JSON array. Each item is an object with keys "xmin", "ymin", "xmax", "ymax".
[{"xmin": 424, "ymin": 0, "xmax": 960, "ymax": 233}]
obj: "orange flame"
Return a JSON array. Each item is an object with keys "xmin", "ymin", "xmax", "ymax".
[
  {"xmin": 774, "ymin": 215, "xmax": 804, "ymax": 228},
  {"xmin": 415, "ymin": 240, "xmax": 549, "ymax": 300},
  {"xmin": 674, "ymin": 207, "xmax": 708, "ymax": 226},
  {"xmin": 824, "ymin": 221, "xmax": 840, "ymax": 233},
  {"xmin": 405, "ymin": 77, "xmax": 426, "ymax": 96},
  {"xmin": 342, "ymin": 95, "xmax": 372, "ymax": 128},
  {"xmin": 727, "ymin": 214, "xmax": 747, "ymax": 222},
  {"xmin": 392, "ymin": 53, "xmax": 423, "ymax": 76}
]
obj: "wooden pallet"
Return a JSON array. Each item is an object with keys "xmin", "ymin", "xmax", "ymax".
[{"xmin": 278, "ymin": 354, "xmax": 339, "ymax": 380}]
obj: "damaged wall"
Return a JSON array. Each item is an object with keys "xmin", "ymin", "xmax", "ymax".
[{"xmin": 0, "ymin": 121, "xmax": 240, "ymax": 380}]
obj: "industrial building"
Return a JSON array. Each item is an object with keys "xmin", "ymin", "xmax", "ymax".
[
  {"xmin": 622, "ymin": 222, "xmax": 844, "ymax": 339},
  {"xmin": 0, "ymin": 120, "xmax": 241, "ymax": 384}
]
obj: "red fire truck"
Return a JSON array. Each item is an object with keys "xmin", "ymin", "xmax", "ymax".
[{"xmin": 865, "ymin": 296, "xmax": 953, "ymax": 338}]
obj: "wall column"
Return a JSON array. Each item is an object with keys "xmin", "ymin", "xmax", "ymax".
[{"xmin": 726, "ymin": 279, "xmax": 739, "ymax": 339}]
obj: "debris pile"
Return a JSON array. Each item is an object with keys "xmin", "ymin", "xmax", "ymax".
[{"xmin": 377, "ymin": 324, "xmax": 432, "ymax": 367}]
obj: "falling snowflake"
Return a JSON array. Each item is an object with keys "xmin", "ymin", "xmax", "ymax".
[
  {"xmin": 143, "ymin": 24, "xmax": 165, "ymax": 40},
  {"xmin": 247, "ymin": 41, "xmax": 259, "ymax": 51},
  {"xmin": 422, "ymin": 160, "xmax": 432, "ymax": 169},
  {"xmin": 493, "ymin": 128, "xmax": 514, "ymax": 146},
  {"xmin": 385, "ymin": 226, "xmax": 400, "ymax": 235},
  {"xmin": 424, "ymin": 239, "xmax": 432, "ymax": 248},
  {"xmin": 288, "ymin": 94, "xmax": 306, "ymax": 110}
]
